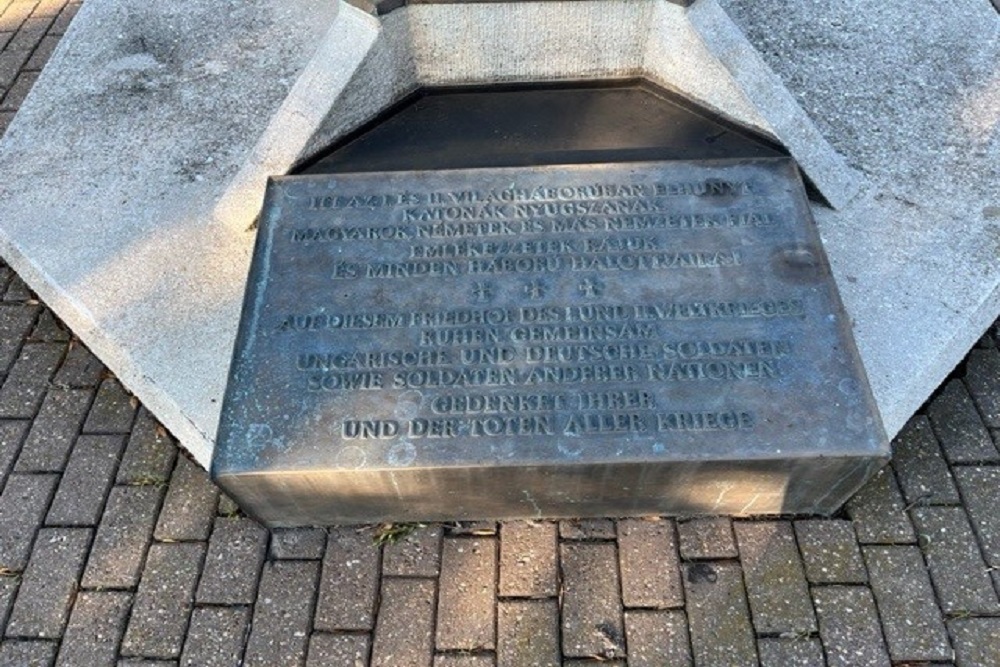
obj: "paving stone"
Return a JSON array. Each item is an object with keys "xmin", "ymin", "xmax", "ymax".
[
  {"xmin": 153, "ymin": 456, "xmax": 217, "ymax": 542},
  {"xmin": 0, "ymin": 69, "xmax": 36, "ymax": 110},
  {"xmin": 15, "ymin": 388, "xmax": 92, "ymax": 471},
  {"xmin": 382, "ymin": 524, "xmax": 442, "ymax": 577},
  {"xmin": 0, "ymin": 280, "xmax": 30, "ymax": 311},
  {"xmin": 0, "ymin": 30, "xmax": 10, "ymax": 51},
  {"xmin": 966, "ymin": 347, "xmax": 1000, "ymax": 428},
  {"xmin": 370, "ymin": 578, "xmax": 436, "ymax": 667},
  {"xmin": 315, "ymin": 526, "xmax": 381, "ymax": 632},
  {"xmin": 437, "ymin": 537, "xmax": 496, "ymax": 651},
  {"xmin": 5, "ymin": 15, "xmax": 49, "ymax": 53},
  {"xmin": 948, "ymin": 617, "xmax": 1000, "ymax": 667},
  {"xmin": 0, "ymin": 303, "xmax": 38, "ymax": 371},
  {"xmin": 120, "ymin": 542, "xmax": 205, "ymax": 659},
  {"xmin": 29, "ymin": 0, "xmax": 64, "ymax": 18},
  {"xmin": 558, "ymin": 518, "xmax": 615, "ymax": 540},
  {"xmin": 0, "ymin": 473, "xmax": 56, "ymax": 570},
  {"xmin": 756, "ymin": 637, "xmax": 824, "ymax": 667},
  {"xmin": 52, "ymin": 343, "xmax": 105, "ymax": 389},
  {"xmin": 863, "ymin": 545, "xmax": 951, "ymax": 662},
  {"xmin": 677, "ymin": 517, "xmax": 738, "ymax": 559},
  {"xmin": 617, "ymin": 518, "xmax": 683, "ymax": 609},
  {"xmin": 0, "ymin": 60, "xmax": 23, "ymax": 92},
  {"xmin": 846, "ymin": 466, "xmax": 915, "ymax": 544},
  {"xmin": 195, "ymin": 517, "xmax": 266, "ymax": 605},
  {"xmin": 28, "ymin": 310, "xmax": 68, "ymax": 343},
  {"xmin": 83, "ymin": 379, "xmax": 137, "ymax": 434},
  {"xmin": 892, "ymin": 415, "xmax": 961, "ymax": 505},
  {"xmin": 179, "ymin": 605, "xmax": 250, "ymax": 667},
  {"xmin": 560, "ymin": 542, "xmax": 624, "ymax": 660},
  {"xmin": 812, "ymin": 586, "xmax": 890, "ymax": 667},
  {"xmin": 433, "ymin": 655, "xmax": 493, "ymax": 667},
  {"xmin": 912, "ymin": 506, "xmax": 999, "ymax": 613},
  {"xmin": 82, "ymin": 485, "xmax": 162, "ymax": 589},
  {"xmin": 498, "ymin": 520, "xmax": 557, "ymax": 598},
  {"xmin": 0, "ymin": 420, "xmax": 28, "ymax": 485},
  {"xmin": 46, "ymin": 434, "xmax": 125, "ymax": 525},
  {"xmin": 6, "ymin": 527, "xmax": 90, "ymax": 639},
  {"xmin": 1, "ymin": 275, "xmax": 30, "ymax": 302},
  {"xmin": 497, "ymin": 600, "xmax": 558, "ymax": 667},
  {"xmin": 928, "ymin": 379, "xmax": 998, "ymax": 462},
  {"xmin": 0, "ymin": 111, "xmax": 10, "ymax": 136},
  {"xmin": 48, "ymin": 1, "xmax": 78, "ymax": 34},
  {"xmin": 0, "ymin": 579, "xmax": 16, "ymax": 632},
  {"xmin": 117, "ymin": 661, "xmax": 177, "ymax": 667},
  {"xmin": 953, "ymin": 466, "xmax": 1000, "ymax": 568},
  {"xmin": 734, "ymin": 521, "xmax": 816, "ymax": 634},
  {"xmin": 0, "ymin": 640, "xmax": 57, "ymax": 666},
  {"xmin": 116, "ymin": 409, "xmax": 176, "ymax": 486},
  {"xmin": 682, "ymin": 562, "xmax": 756, "ymax": 667},
  {"xmin": 0, "ymin": 343, "xmax": 64, "ymax": 418},
  {"xmin": 562, "ymin": 661, "xmax": 624, "ymax": 667},
  {"xmin": 55, "ymin": 591, "xmax": 131, "ymax": 667},
  {"xmin": 270, "ymin": 527, "xmax": 326, "ymax": 559},
  {"xmin": 307, "ymin": 633, "xmax": 369, "ymax": 667},
  {"xmin": 794, "ymin": 519, "xmax": 867, "ymax": 584},
  {"xmin": 243, "ymin": 561, "xmax": 318, "ymax": 667},
  {"xmin": 623, "ymin": 610, "xmax": 691, "ymax": 667},
  {"xmin": 1, "ymin": 0, "xmax": 39, "ymax": 25}
]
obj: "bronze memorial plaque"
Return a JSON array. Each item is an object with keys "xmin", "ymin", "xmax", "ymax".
[{"xmin": 212, "ymin": 158, "xmax": 888, "ymax": 525}]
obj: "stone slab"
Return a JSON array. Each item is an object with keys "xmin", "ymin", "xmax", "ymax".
[
  {"xmin": 721, "ymin": 0, "xmax": 1000, "ymax": 440},
  {"xmin": 213, "ymin": 158, "xmax": 886, "ymax": 523},
  {"xmin": 0, "ymin": 0, "xmax": 995, "ymax": 488},
  {"xmin": 0, "ymin": 0, "xmax": 349, "ymax": 466}
]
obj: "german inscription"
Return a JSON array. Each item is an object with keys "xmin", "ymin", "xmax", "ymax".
[{"xmin": 217, "ymin": 159, "xmax": 882, "ymax": 485}]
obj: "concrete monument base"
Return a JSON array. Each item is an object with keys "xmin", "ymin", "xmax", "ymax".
[{"xmin": 0, "ymin": 0, "xmax": 996, "ymax": 478}]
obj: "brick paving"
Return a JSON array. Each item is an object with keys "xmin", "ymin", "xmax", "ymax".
[{"xmin": 2, "ymin": 3, "xmax": 1000, "ymax": 664}]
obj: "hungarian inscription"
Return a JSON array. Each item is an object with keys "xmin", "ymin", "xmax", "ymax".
[{"xmin": 220, "ymin": 159, "xmax": 877, "ymax": 472}]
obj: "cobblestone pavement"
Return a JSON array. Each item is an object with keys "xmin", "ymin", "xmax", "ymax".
[{"xmin": 3, "ymin": 2, "xmax": 1000, "ymax": 665}]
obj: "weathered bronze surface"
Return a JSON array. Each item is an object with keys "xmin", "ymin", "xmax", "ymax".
[{"xmin": 213, "ymin": 158, "xmax": 888, "ymax": 525}]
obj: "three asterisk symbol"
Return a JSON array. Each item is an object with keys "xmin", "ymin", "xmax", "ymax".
[
  {"xmin": 524, "ymin": 280, "xmax": 545, "ymax": 299},
  {"xmin": 578, "ymin": 277, "xmax": 604, "ymax": 298},
  {"xmin": 472, "ymin": 282, "xmax": 493, "ymax": 302}
]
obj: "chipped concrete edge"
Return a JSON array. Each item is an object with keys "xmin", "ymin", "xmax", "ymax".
[
  {"xmin": 213, "ymin": 1, "xmax": 382, "ymax": 231},
  {"xmin": 687, "ymin": 0, "xmax": 866, "ymax": 209}
]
